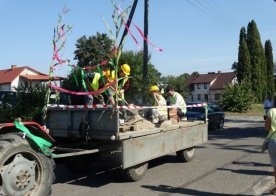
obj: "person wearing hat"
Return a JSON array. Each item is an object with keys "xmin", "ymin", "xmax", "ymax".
[
  {"xmin": 166, "ymin": 85, "xmax": 186, "ymax": 121},
  {"xmin": 84, "ymin": 71, "xmax": 115, "ymax": 106},
  {"xmin": 117, "ymin": 64, "xmax": 130, "ymax": 103},
  {"xmin": 115, "ymin": 64, "xmax": 131, "ymax": 120},
  {"xmin": 149, "ymin": 85, "xmax": 168, "ymax": 123}
]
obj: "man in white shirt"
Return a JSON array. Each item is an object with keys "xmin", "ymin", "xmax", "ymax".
[{"xmin": 167, "ymin": 86, "xmax": 186, "ymax": 120}]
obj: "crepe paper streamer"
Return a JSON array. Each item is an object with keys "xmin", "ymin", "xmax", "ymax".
[
  {"xmin": 121, "ymin": 19, "xmax": 141, "ymax": 50},
  {"xmin": 131, "ymin": 22, "xmax": 163, "ymax": 52},
  {"xmin": 14, "ymin": 121, "xmax": 53, "ymax": 156},
  {"xmin": 48, "ymin": 81, "xmax": 115, "ymax": 95},
  {"xmin": 82, "ymin": 59, "xmax": 109, "ymax": 70},
  {"xmin": 81, "ymin": 69, "xmax": 88, "ymax": 92},
  {"xmin": 47, "ymin": 103, "xmax": 207, "ymax": 110},
  {"xmin": 116, "ymin": 6, "xmax": 163, "ymax": 52}
]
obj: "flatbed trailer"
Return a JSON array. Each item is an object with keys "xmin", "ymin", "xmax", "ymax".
[{"xmin": 0, "ymin": 106, "xmax": 207, "ymax": 195}]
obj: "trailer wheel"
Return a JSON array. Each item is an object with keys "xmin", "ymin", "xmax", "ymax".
[
  {"xmin": 123, "ymin": 162, "xmax": 148, "ymax": 182},
  {"xmin": 176, "ymin": 147, "xmax": 195, "ymax": 162},
  {"xmin": 65, "ymin": 156, "xmax": 90, "ymax": 174},
  {"xmin": 0, "ymin": 133, "xmax": 55, "ymax": 196}
]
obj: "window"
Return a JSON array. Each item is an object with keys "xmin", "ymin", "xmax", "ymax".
[
  {"xmin": 198, "ymin": 94, "xmax": 201, "ymax": 101},
  {"xmin": 197, "ymin": 84, "xmax": 200, "ymax": 89},
  {"xmin": 205, "ymin": 94, "xmax": 208, "ymax": 101},
  {"xmin": 204, "ymin": 83, "xmax": 207, "ymax": 89},
  {"xmin": 215, "ymin": 94, "xmax": 220, "ymax": 101}
]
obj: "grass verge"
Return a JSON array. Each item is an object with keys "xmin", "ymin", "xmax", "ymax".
[{"xmin": 225, "ymin": 104, "xmax": 263, "ymax": 117}]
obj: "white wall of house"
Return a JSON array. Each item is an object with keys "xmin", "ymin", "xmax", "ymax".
[
  {"xmin": 11, "ymin": 76, "xmax": 20, "ymax": 90},
  {"xmin": 190, "ymin": 83, "xmax": 210, "ymax": 102}
]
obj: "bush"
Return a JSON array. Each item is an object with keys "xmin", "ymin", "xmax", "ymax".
[
  {"xmin": 219, "ymin": 82, "xmax": 254, "ymax": 112},
  {"xmin": 0, "ymin": 84, "xmax": 47, "ymax": 124}
]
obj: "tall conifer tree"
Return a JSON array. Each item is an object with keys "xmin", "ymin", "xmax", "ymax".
[
  {"xmin": 237, "ymin": 27, "xmax": 251, "ymax": 85},
  {"xmin": 246, "ymin": 20, "xmax": 266, "ymax": 102},
  {"xmin": 265, "ymin": 40, "xmax": 275, "ymax": 96}
]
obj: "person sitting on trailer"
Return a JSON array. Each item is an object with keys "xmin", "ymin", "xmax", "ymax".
[
  {"xmin": 148, "ymin": 85, "xmax": 168, "ymax": 124},
  {"xmin": 166, "ymin": 85, "xmax": 186, "ymax": 122}
]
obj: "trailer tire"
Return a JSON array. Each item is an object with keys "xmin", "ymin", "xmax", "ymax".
[
  {"xmin": 176, "ymin": 147, "xmax": 195, "ymax": 162},
  {"xmin": 65, "ymin": 156, "xmax": 90, "ymax": 174},
  {"xmin": 123, "ymin": 162, "xmax": 148, "ymax": 182},
  {"xmin": 0, "ymin": 133, "xmax": 55, "ymax": 196}
]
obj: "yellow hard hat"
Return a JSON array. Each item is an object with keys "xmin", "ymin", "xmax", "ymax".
[
  {"xmin": 104, "ymin": 70, "xmax": 115, "ymax": 81},
  {"xmin": 121, "ymin": 64, "xmax": 130, "ymax": 76},
  {"xmin": 149, "ymin": 85, "xmax": 159, "ymax": 92}
]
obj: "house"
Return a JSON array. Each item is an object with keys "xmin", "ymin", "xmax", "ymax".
[
  {"xmin": 186, "ymin": 71, "xmax": 237, "ymax": 103},
  {"xmin": 0, "ymin": 65, "xmax": 62, "ymax": 91}
]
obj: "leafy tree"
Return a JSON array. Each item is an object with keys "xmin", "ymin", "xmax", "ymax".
[
  {"xmin": 237, "ymin": 27, "xmax": 251, "ymax": 85},
  {"xmin": 265, "ymin": 40, "xmax": 275, "ymax": 96},
  {"xmin": 220, "ymin": 82, "xmax": 254, "ymax": 112},
  {"xmin": 231, "ymin": 62, "xmax": 238, "ymax": 73},
  {"xmin": 119, "ymin": 50, "xmax": 161, "ymax": 104},
  {"xmin": 246, "ymin": 20, "xmax": 267, "ymax": 102},
  {"xmin": 74, "ymin": 32, "xmax": 113, "ymax": 67},
  {"xmin": 160, "ymin": 73, "xmax": 190, "ymax": 98}
]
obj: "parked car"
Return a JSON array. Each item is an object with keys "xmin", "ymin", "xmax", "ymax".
[
  {"xmin": 186, "ymin": 102, "xmax": 225, "ymax": 130},
  {"xmin": 0, "ymin": 91, "xmax": 17, "ymax": 106}
]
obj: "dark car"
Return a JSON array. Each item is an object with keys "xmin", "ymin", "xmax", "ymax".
[
  {"xmin": 186, "ymin": 102, "xmax": 225, "ymax": 130},
  {"xmin": 0, "ymin": 91, "xmax": 17, "ymax": 106}
]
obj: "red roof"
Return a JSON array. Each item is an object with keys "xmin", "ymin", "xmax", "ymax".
[
  {"xmin": 186, "ymin": 72, "xmax": 236, "ymax": 89},
  {"xmin": 0, "ymin": 66, "xmax": 63, "ymax": 84},
  {"xmin": 0, "ymin": 66, "xmax": 26, "ymax": 84},
  {"xmin": 191, "ymin": 73, "xmax": 219, "ymax": 84},
  {"xmin": 210, "ymin": 72, "xmax": 236, "ymax": 90}
]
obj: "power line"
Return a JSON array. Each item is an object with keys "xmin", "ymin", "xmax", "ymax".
[{"xmin": 186, "ymin": 0, "xmax": 237, "ymax": 27}]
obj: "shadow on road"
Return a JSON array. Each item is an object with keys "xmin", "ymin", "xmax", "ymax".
[
  {"xmin": 217, "ymin": 168, "xmax": 273, "ymax": 176},
  {"xmin": 141, "ymin": 184, "xmax": 236, "ymax": 195},
  {"xmin": 54, "ymin": 154, "xmax": 182, "ymax": 187}
]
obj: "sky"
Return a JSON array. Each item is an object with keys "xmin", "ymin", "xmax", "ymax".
[{"xmin": 0, "ymin": 0, "xmax": 276, "ymax": 78}]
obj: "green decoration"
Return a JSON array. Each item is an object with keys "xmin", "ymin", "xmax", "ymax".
[{"xmin": 14, "ymin": 121, "xmax": 53, "ymax": 156}]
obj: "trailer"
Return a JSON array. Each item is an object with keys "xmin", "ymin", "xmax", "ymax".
[{"xmin": 0, "ymin": 105, "xmax": 207, "ymax": 195}]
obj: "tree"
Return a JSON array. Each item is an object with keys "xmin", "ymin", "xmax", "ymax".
[
  {"xmin": 265, "ymin": 40, "xmax": 275, "ymax": 96},
  {"xmin": 220, "ymin": 82, "xmax": 254, "ymax": 112},
  {"xmin": 74, "ymin": 33, "xmax": 113, "ymax": 67},
  {"xmin": 119, "ymin": 50, "xmax": 161, "ymax": 104},
  {"xmin": 160, "ymin": 74, "xmax": 190, "ymax": 98},
  {"xmin": 237, "ymin": 27, "xmax": 251, "ymax": 85},
  {"xmin": 246, "ymin": 20, "xmax": 267, "ymax": 102}
]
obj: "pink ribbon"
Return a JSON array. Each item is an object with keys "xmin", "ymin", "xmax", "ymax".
[
  {"xmin": 82, "ymin": 59, "xmax": 109, "ymax": 70},
  {"xmin": 117, "ymin": 7, "xmax": 163, "ymax": 52},
  {"xmin": 48, "ymin": 81, "xmax": 115, "ymax": 95}
]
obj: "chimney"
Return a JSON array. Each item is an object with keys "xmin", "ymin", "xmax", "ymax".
[{"xmin": 11, "ymin": 65, "xmax": 17, "ymax": 70}]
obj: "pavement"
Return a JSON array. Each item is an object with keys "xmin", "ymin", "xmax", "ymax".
[
  {"xmin": 226, "ymin": 115, "xmax": 276, "ymax": 195},
  {"xmin": 249, "ymin": 176, "xmax": 275, "ymax": 195}
]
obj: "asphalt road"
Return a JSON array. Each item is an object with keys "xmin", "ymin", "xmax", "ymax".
[{"xmin": 51, "ymin": 115, "xmax": 275, "ymax": 196}]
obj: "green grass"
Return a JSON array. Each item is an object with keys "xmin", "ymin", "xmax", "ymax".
[{"xmin": 225, "ymin": 104, "xmax": 264, "ymax": 117}]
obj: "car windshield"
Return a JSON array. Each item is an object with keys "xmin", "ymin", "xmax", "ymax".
[{"xmin": 187, "ymin": 107, "xmax": 205, "ymax": 113}]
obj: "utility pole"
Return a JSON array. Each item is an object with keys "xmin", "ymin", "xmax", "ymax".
[{"xmin": 143, "ymin": 0, "xmax": 149, "ymax": 103}]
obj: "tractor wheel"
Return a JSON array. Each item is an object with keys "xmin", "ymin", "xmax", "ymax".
[{"xmin": 0, "ymin": 133, "xmax": 55, "ymax": 196}]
